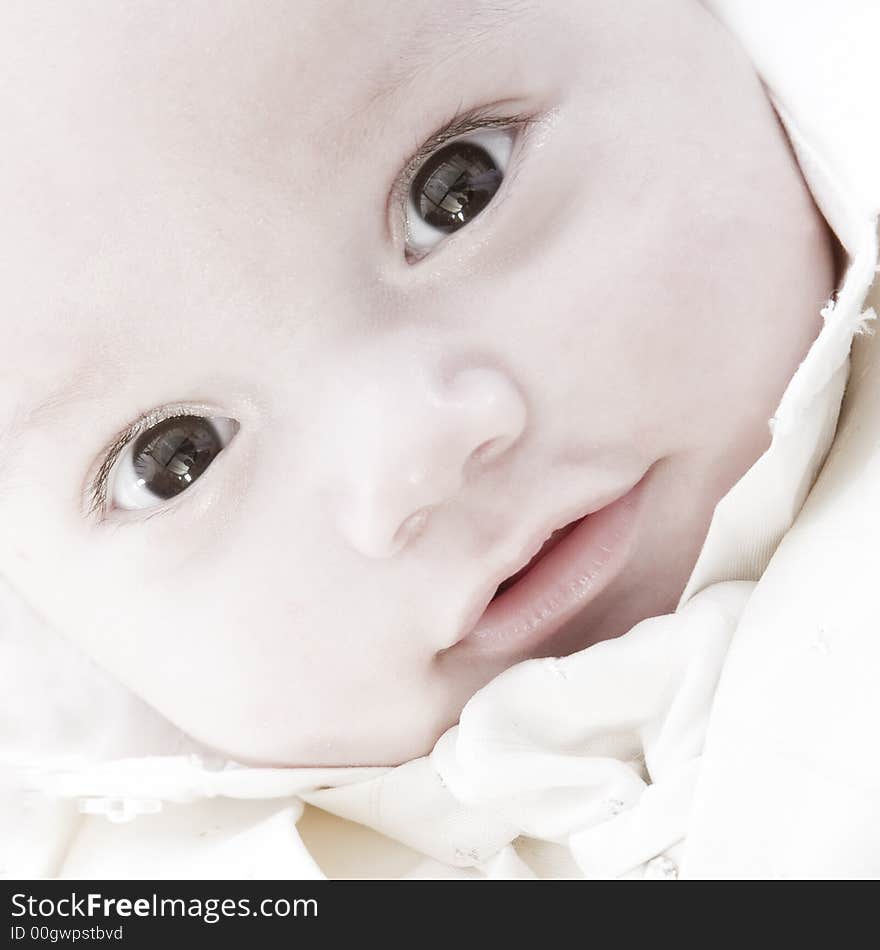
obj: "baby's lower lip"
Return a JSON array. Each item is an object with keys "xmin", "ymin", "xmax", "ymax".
[{"xmin": 449, "ymin": 474, "xmax": 649, "ymax": 659}]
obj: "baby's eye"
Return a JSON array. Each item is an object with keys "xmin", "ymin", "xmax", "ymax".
[
  {"xmin": 405, "ymin": 127, "xmax": 515, "ymax": 257},
  {"xmin": 109, "ymin": 414, "xmax": 238, "ymax": 511}
]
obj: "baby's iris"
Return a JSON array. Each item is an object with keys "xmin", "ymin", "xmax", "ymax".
[
  {"xmin": 411, "ymin": 141, "xmax": 502, "ymax": 233},
  {"xmin": 131, "ymin": 415, "xmax": 224, "ymax": 500},
  {"xmin": 404, "ymin": 127, "xmax": 514, "ymax": 256}
]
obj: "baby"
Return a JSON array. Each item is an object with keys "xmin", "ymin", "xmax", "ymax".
[{"xmin": 0, "ymin": 0, "xmax": 835, "ymax": 772}]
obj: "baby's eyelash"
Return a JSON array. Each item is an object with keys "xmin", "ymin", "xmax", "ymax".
[
  {"xmin": 389, "ymin": 104, "xmax": 537, "ymax": 216},
  {"xmin": 86, "ymin": 403, "xmax": 218, "ymax": 519}
]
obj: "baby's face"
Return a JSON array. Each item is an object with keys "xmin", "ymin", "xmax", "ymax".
[{"xmin": 0, "ymin": 0, "xmax": 833, "ymax": 765}]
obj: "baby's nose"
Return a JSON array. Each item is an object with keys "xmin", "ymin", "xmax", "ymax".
[{"xmin": 333, "ymin": 362, "xmax": 527, "ymax": 559}]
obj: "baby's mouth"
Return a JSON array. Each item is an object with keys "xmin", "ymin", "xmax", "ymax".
[
  {"xmin": 445, "ymin": 469, "xmax": 653, "ymax": 660},
  {"xmin": 491, "ymin": 518, "xmax": 584, "ymax": 599}
]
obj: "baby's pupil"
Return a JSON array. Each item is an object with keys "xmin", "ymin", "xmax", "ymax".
[
  {"xmin": 412, "ymin": 141, "xmax": 502, "ymax": 233},
  {"xmin": 132, "ymin": 415, "xmax": 222, "ymax": 500}
]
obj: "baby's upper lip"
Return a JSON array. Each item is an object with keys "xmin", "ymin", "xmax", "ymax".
[{"xmin": 442, "ymin": 480, "xmax": 641, "ymax": 652}]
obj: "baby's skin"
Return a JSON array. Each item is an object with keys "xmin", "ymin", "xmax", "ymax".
[{"xmin": 0, "ymin": 0, "xmax": 834, "ymax": 766}]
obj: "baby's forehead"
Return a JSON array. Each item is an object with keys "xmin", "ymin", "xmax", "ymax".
[{"xmin": 2, "ymin": 0, "xmax": 537, "ymax": 117}]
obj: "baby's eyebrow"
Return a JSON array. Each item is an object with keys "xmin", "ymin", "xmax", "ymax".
[
  {"xmin": 325, "ymin": 1, "xmax": 536, "ymax": 172},
  {"xmin": 353, "ymin": 1, "xmax": 536, "ymax": 116},
  {"xmin": 28, "ymin": 368, "xmax": 117, "ymax": 427},
  {"xmin": 0, "ymin": 363, "xmax": 119, "ymax": 489}
]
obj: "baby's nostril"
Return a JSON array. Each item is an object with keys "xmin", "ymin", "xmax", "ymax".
[
  {"xmin": 392, "ymin": 507, "xmax": 431, "ymax": 550},
  {"xmin": 470, "ymin": 438, "xmax": 502, "ymax": 465}
]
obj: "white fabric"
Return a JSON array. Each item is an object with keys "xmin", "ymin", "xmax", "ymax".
[
  {"xmin": 431, "ymin": 581, "xmax": 751, "ymax": 879},
  {"xmin": 2, "ymin": 0, "xmax": 879, "ymax": 879},
  {"xmin": 681, "ymin": 0, "xmax": 880, "ymax": 880}
]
